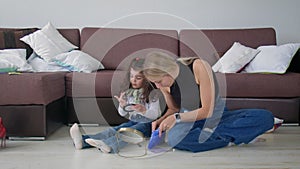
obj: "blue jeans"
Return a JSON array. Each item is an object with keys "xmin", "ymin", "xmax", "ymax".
[
  {"xmin": 130, "ymin": 114, "xmax": 153, "ymax": 123},
  {"xmin": 81, "ymin": 121, "xmax": 151, "ymax": 153},
  {"xmin": 167, "ymin": 109, "xmax": 274, "ymax": 153}
]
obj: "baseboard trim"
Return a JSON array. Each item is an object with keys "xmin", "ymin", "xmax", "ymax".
[{"xmin": 8, "ymin": 136, "xmax": 46, "ymax": 141}]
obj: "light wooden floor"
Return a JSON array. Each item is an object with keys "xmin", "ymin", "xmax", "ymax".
[{"xmin": 0, "ymin": 125, "xmax": 299, "ymax": 169}]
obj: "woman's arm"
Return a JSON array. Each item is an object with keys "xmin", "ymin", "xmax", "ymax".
[
  {"xmin": 179, "ymin": 59, "xmax": 215, "ymax": 122},
  {"xmin": 152, "ymin": 87, "xmax": 179, "ymax": 131},
  {"xmin": 157, "ymin": 59, "xmax": 216, "ymax": 135}
]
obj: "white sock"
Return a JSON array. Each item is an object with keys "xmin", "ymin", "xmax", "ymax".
[
  {"xmin": 70, "ymin": 123, "xmax": 83, "ymax": 150},
  {"xmin": 85, "ymin": 138, "xmax": 111, "ymax": 153}
]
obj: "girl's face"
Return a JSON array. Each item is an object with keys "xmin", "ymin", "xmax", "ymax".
[
  {"xmin": 148, "ymin": 75, "xmax": 174, "ymax": 89},
  {"xmin": 130, "ymin": 68, "xmax": 145, "ymax": 89}
]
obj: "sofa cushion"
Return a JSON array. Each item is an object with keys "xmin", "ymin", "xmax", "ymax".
[
  {"xmin": 27, "ymin": 52, "xmax": 70, "ymax": 72},
  {"xmin": 179, "ymin": 28, "xmax": 276, "ymax": 66},
  {"xmin": 212, "ymin": 42, "xmax": 260, "ymax": 73},
  {"xmin": 52, "ymin": 50, "xmax": 104, "ymax": 73},
  {"xmin": 216, "ymin": 72, "xmax": 300, "ymax": 98},
  {"xmin": 0, "ymin": 28, "xmax": 38, "ymax": 58},
  {"xmin": 0, "ymin": 27, "xmax": 80, "ymax": 59},
  {"xmin": 0, "ymin": 49, "xmax": 33, "ymax": 72},
  {"xmin": 244, "ymin": 43, "xmax": 300, "ymax": 74},
  {"xmin": 56, "ymin": 29, "xmax": 80, "ymax": 49},
  {"xmin": 66, "ymin": 70, "xmax": 127, "ymax": 97},
  {"xmin": 80, "ymin": 27, "xmax": 179, "ymax": 70},
  {"xmin": 0, "ymin": 72, "xmax": 66, "ymax": 105},
  {"xmin": 20, "ymin": 22, "xmax": 78, "ymax": 62}
]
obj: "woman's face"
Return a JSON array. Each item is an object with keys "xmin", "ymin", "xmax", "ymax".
[
  {"xmin": 148, "ymin": 75, "xmax": 174, "ymax": 89},
  {"xmin": 130, "ymin": 68, "xmax": 144, "ymax": 89}
]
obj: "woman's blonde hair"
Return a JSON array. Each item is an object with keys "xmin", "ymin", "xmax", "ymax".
[
  {"xmin": 143, "ymin": 52, "xmax": 178, "ymax": 79},
  {"xmin": 177, "ymin": 57, "xmax": 199, "ymax": 65},
  {"xmin": 143, "ymin": 52, "xmax": 200, "ymax": 79}
]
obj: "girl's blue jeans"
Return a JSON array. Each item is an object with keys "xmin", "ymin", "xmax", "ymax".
[
  {"xmin": 81, "ymin": 121, "xmax": 151, "ymax": 153},
  {"xmin": 167, "ymin": 108, "xmax": 274, "ymax": 153}
]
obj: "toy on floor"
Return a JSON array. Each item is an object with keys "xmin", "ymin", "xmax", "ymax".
[
  {"xmin": 0, "ymin": 117, "xmax": 6, "ymax": 148},
  {"xmin": 148, "ymin": 128, "xmax": 165, "ymax": 149}
]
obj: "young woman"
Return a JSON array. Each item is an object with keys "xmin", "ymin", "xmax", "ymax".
[
  {"xmin": 142, "ymin": 51, "xmax": 274, "ymax": 153},
  {"xmin": 70, "ymin": 58, "xmax": 162, "ymax": 153}
]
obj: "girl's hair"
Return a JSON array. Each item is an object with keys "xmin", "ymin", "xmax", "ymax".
[
  {"xmin": 122, "ymin": 58, "xmax": 155, "ymax": 103},
  {"xmin": 143, "ymin": 51, "xmax": 178, "ymax": 79},
  {"xmin": 129, "ymin": 57, "xmax": 144, "ymax": 73}
]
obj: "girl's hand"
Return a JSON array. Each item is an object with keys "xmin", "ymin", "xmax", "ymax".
[
  {"xmin": 158, "ymin": 115, "xmax": 176, "ymax": 137},
  {"xmin": 131, "ymin": 104, "xmax": 146, "ymax": 114},
  {"xmin": 114, "ymin": 92, "xmax": 126, "ymax": 108}
]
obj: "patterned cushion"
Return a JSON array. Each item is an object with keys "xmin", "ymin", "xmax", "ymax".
[{"xmin": 0, "ymin": 28, "xmax": 38, "ymax": 59}]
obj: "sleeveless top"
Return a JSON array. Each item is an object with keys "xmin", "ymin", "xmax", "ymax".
[{"xmin": 170, "ymin": 60, "xmax": 224, "ymax": 115}]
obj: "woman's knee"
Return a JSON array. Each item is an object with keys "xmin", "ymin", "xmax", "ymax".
[
  {"xmin": 167, "ymin": 124, "xmax": 191, "ymax": 147},
  {"xmin": 254, "ymin": 109, "xmax": 274, "ymax": 130},
  {"xmin": 167, "ymin": 128, "xmax": 182, "ymax": 147},
  {"xmin": 166, "ymin": 123, "xmax": 198, "ymax": 148},
  {"xmin": 264, "ymin": 110, "xmax": 274, "ymax": 128}
]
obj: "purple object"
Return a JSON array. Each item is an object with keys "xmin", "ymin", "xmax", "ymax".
[{"xmin": 148, "ymin": 129, "xmax": 165, "ymax": 149}]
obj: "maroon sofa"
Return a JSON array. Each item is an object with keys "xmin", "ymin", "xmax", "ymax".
[
  {"xmin": 67, "ymin": 27, "xmax": 299, "ymax": 125},
  {"xmin": 179, "ymin": 28, "xmax": 300, "ymax": 123},
  {"xmin": 0, "ymin": 28, "xmax": 80, "ymax": 139},
  {"xmin": 66, "ymin": 27, "xmax": 179, "ymax": 125},
  {"xmin": 0, "ymin": 27, "xmax": 299, "ymax": 139}
]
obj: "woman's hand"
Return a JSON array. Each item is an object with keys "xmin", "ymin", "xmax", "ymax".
[
  {"xmin": 114, "ymin": 92, "xmax": 126, "ymax": 108},
  {"xmin": 151, "ymin": 120, "xmax": 159, "ymax": 132},
  {"xmin": 158, "ymin": 115, "xmax": 176, "ymax": 137}
]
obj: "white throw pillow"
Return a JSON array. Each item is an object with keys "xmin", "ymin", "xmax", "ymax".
[
  {"xmin": 244, "ymin": 43, "xmax": 300, "ymax": 74},
  {"xmin": 28, "ymin": 52, "xmax": 70, "ymax": 72},
  {"xmin": 212, "ymin": 42, "xmax": 260, "ymax": 73},
  {"xmin": 0, "ymin": 60, "xmax": 17, "ymax": 72},
  {"xmin": 20, "ymin": 22, "xmax": 78, "ymax": 62},
  {"xmin": 52, "ymin": 50, "xmax": 104, "ymax": 73},
  {"xmin": 0, "ymin": 49, "xmax": 34, "ymax": 72}
]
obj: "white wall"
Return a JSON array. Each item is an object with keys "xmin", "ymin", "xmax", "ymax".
[{"xmin": 1, "ymin": 0, "xmax": 299, "ymax": 44}]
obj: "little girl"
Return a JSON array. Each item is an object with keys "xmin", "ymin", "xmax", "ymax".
[{"xmin": 70, "ymin": 58, "xmax": 162, "ymax": 153}]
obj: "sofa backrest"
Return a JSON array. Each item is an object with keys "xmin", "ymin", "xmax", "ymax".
[
  {"xmin": 179, "ymin": 28, "xmax": 276, "ymax": 66},
  {"xmin": 80, "ymin": 27, "xmax": 179, "ymax": 70},
  {"xmin": 57, "ymin": 29, "xmax": 81, "ymax": 48},
  {"xmin": 0, "ymin": 28, "xmax": 80, "ymax": 58},
  {"xmin": 0, "ymin": 28, "xmax": 38, "ymax": 58}
]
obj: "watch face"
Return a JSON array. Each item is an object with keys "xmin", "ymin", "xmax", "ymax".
[{"xmin": 175, "ymin": 113, "xmax": 181, "ymax": 122}]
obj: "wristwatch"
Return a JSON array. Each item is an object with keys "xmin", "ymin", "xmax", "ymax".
[{"xmin": 174, "ymin": 112, "xmax": 181, "ymax": 123}]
